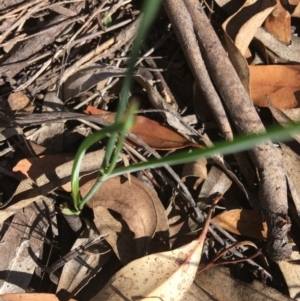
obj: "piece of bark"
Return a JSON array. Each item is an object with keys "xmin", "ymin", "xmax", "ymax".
[{"xmin": 164, "ymin": 0, "xmax": 292, "ymax": 260}]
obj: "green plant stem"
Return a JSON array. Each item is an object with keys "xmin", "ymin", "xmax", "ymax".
[
  {"xmin": 103, "ymin": 122, "xmax": 300, "ymax": 181},
  {"xmin": 79, "ymin": 105, "xmax": 137, "ymax": 210},
  {"xmin": 100, "ymin": 0, "xmax": 161, "ymax": 171},
  {"xmin": 71, "ymin": 122, "xmax": 125, "ymax": 212}
]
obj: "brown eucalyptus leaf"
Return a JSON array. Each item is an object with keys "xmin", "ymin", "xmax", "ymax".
[
  {"xmin": 90, "ymin": 196, "xmax": 217, "ymax": 301},
  {"xmin": 84, "ymin": 106, "xmax": 200, "ymax": 150},
  {"xmin": 92, "ymin": 205, "xmax": 136, "ymax": 264},
  {"xmin": 264, "ymin": 0, "xmax": 291, "ymax": 44},
  {"xmin": 213, "ymin": 209, "xmax": 267, "ymax": 240},
  {"xmin": 181, "ymin": 157, "xmax": 207, "ymax": 190},
  {"xmin": 83, "ymin": 175, "xmax": 169, "ymax": 264},
  {"xmin": 223, "ymin": 0, "xmax": 276, "ymax": 56},
  {"xmin": 250, "ymin": 65, "xmax": 300, "ymax": 109}
]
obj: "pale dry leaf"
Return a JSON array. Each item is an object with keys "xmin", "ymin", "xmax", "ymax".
[
  {"xmin": 223, "ymin": 0, "xmax": 277, "ymax": 56},
  {"xmin": 213, "ymin": 0, "xmax": 245, "ymax": 15},
  {"xmin": 90, "ymin": 196, "xmax": 218, "ymax": 301},
  {"xmin": 0, "ymin": 200, "xmax": 52, "ymax": 294},
  {"xmin": 278, "ymin": 244, "xmax": 300, "ymax": 300},
  {"xmin": 254, "ymin": 27, "xmax": 300, "ymax": 62},
  {"xmin": 0, "ymin": 293, "xmax": 77, "ymax": 301},
  {"xmin": 7, "ymin": 91, "xmax": 30, "ymax": 111}
]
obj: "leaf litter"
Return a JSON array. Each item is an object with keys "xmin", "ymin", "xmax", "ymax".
[{"xmin": 0, "ymin": 0, "xmax": 300, "ymax": 300}]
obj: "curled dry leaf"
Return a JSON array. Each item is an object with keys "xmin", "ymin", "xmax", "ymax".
[
  {"xmin": 264, "ymin": 0, "xmax": 291, "ymax": 44},
  {"xmin": 81, "ymin": 175, "xmax": 169, "ymax": 264},
  {"xmin": 91, "ymin": 194, "xmax": 220, "ymax": 301},
  {"xmin": 84, "ymin": 106, "xmax": 200, "ymax": 150},
  {"xmin": 222, "ymin": 0, "xmax": 276, "ymax": 56},
  {"xmin": 213, "ymin": 209, "xmax": 267, "ymax": 240},
  {"xmin": 181, "ymin": 157, "xmax": 207, "ymax": 190},
  {"xmin": 198, "ymin": 166, "xmax": 232, "ymax": 208},
  {"xmin": 250, "ymin": 65, "xmax": 300, "ymax": 109}
]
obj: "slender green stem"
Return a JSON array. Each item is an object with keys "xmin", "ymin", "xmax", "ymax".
[
  {"xmin": 100, "ymin": 0, "xmax": 161, "ymax": 172},
  {"xmin": 104, "ymin": 122, "xmax": 300, "ymax": 180},
  {"xmin": 71, "ymin": 122, "xmax": 125, "ymax": 212},
  {"xmin": 79, "ymin": 105, "xmax": 137, "ymax": 210}
]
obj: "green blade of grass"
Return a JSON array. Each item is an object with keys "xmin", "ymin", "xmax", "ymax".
[{"xmin": 103, "ymin": 122, "xmax": 300, "ymax": 180}]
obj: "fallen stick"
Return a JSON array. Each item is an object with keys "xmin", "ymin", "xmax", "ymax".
[{"xmin": 164, "ymin": 0, "xmax": 291, "ymax": 261}]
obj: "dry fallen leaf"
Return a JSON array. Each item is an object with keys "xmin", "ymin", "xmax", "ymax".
[
  {"xmin": 181, "ymin": 157, "xmax": 207, "ymax": 190},
  {"xmin": 264, "ymin": 0, "xmax": 291, "ymax": 44},
  {"xmin": 213, "ymin": 209, "xmax": 267, "ymax": 240},
  {"xmin": 0, "ymin": 200, "xmax": 52, "ymax": 294},
  {"xmin": 198, "ymin": 166, "xmax": 232, "ymax": 208},
  {"xmin": 223, "ymin": 0, "xmax": 276, "ymax": 56},
  {"xmin": 56, "ymin": 227, "xmax": 112, "ymax": 300},
  {"xmin": 268, "ymin": 100, "xmax": 300, "ymax": 143},
  {"xmin": 250, "ymin": 64, "xmax": 300, "ymax": 109},
  {"xmin": 0, "ymin": 293, "xmax": 77, "ymax": 301},
  {"xmin": 195, "ymin": 266, "xmax": 293, "ymax": 301},
  {"xmin": 278, "ymin": 244, "xmax": 300, "ymax": 300},
  {"xmin": 7, "ymin": 91, "xmax": 30, "ymax": 111},
  {"xmin": 82, "ymin": 175, "xmax": 169, "ymax": 264},
  {"xmin": 84, "ymin": 106, "xmax": 200, "ymax": 150},
  {"xmin": 90, "ymin": 194, "xmax": 221, "ymax": 301}
]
